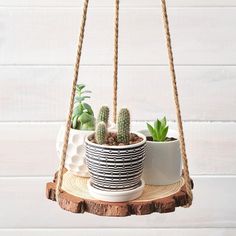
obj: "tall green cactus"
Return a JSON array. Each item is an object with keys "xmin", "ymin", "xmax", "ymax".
[
  {"xmin": 95, "ymin": 121, "xmax": 107, "ymax": 145},
  {"xmin": 117, "ymin": 108, "xmax": 130, "ymax": 144},
  {"xmin": 97, "ymin": 106, "xmax": 110, "ymax": 125}
]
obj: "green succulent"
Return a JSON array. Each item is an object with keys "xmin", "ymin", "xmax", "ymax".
[
  {"xmin": 72, "ymin": 84, "xmax": 95, "ymax": 130},
  {"xmin": 147, "ymin": 117, "xmax": 169, "ymax": 142}
]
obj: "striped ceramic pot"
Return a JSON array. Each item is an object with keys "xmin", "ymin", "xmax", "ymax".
[{"xmin": 85, "ymin": 132, "xmax": 146, "ymax": 193}]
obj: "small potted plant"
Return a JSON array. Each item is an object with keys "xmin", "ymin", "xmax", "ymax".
[
  {"xmin": 139, "ymin": 117, "xmax": 182, "ymax": 185},
  {"xmin": 56, "ymin": 84, "xmax": 113, "ymax": 177},
  {"xmin": 85, "ymin": 108, "xmax": 146, "ymax": 202}
]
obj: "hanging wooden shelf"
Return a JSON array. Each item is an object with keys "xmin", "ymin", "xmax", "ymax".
[
  {"xmin": 46, "ymin": 170, "xmax": 193, "ymax": 216},
  {"xmin": 46, "ymin": 0, "xmax": 194, "ymax": 214}
]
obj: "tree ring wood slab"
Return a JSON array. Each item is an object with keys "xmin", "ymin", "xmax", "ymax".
[{"xmin": 46, "ymin": 170, "xmax": 193, "ymax": 216}]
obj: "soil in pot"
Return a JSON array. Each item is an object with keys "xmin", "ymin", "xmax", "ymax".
[
  {"xmin": 146, "ymin": 136, "xmax": 177, "ymax": 142},
  {"xmin": 88, "ymin": 132, "xmax": 143, "ymax": 146}
]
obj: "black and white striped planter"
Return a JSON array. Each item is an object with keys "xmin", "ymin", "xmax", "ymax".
[{"xmin": 85, "ymin": 132, "xmax": 146, "ymax": 202}]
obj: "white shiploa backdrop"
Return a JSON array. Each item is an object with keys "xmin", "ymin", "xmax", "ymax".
[{"xmin": 0, "ymin": 0, "xmax": 236, "ymax": 235}]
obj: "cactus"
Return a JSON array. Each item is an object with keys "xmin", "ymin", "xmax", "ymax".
[
  {"xmin": 97, "ymin": 106, "xmax": 110, "ymax": 125},
  {"xmin": 95, "ymin": 121, "xmax": 107, "ymax": 145},
  {"xmin": 117, "ymin": 108, "xmax": 130, "ymax": 144}
]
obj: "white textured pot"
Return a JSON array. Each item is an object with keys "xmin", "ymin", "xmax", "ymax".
[
  {"xmin": 56, "ymin": 126, "xmax": 93, "ymax": 177},
  {"xmin": 139, "ymin": 130, "xmax": 182, "ymax": 185}
]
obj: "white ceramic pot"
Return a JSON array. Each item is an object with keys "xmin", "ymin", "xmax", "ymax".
[
  {"xmin": 139, "ymin": 130, "xmax": 182, "ymax": 185},
  {"xmin": 56, "ymin": 126, "xmax": 93, "ymax": 177}
]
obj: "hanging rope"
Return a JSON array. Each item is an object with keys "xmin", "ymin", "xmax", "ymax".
[
  {"xmin": 160, "ymin": 0, "xmax": 193, "ymax": 207},
  {"xmin": 112, "ymin": 0, "xmax": 119, "ymax": 124},
  {"xmin": 55, "ymin": 0, "xmax": 89, "ymax": 201}
]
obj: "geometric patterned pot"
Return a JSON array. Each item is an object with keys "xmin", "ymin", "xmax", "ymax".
[{"xmin": 85, "ymin": 132, "xmax": 146, "ymax": 191}]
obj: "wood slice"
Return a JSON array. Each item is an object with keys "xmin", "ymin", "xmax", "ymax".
[{"xmin": 46, "ymin": 170, "xmax": 193, "ymax": 216}]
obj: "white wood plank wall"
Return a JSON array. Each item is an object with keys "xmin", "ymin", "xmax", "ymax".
[{"xmin": 0, "ymin": 1, "xmax": 235, "ymax": 235}]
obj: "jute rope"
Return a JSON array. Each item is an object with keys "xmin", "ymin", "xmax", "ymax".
[
  {"xmin": 161, "ymin": 0, "xmax": 193, "ymax": 207},
  {"xmin": 55, "ymin": 0, "xmax": 89, "ymax": 201},
  {"xmin": 112, "ymin": 0, "xmax": 119, "ymax": 124},
  {"xmin": 55, "ymin": 0, "xmax": 192, "ymax": 208}
]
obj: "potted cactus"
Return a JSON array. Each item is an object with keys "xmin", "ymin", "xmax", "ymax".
[
  {"xmin": 85, "ymin": 108, "xmax": 146, "ymax": 202},
  {"xmin": 139, "ymin": 117, "xmax": 182, "ymax": 185},
  {"xmin": 56, "ymin": 84, "xmax": 113, "ymax": 177}
]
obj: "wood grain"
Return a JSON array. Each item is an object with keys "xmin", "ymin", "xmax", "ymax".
[
  {"xmin": 1, "ymin": 66, "xmax": 235, "ymax": 121},
  {"xmin": 46, "ymin": 172, "xmax": 191, "ymax": 216},
  {"xmin": 0, "ymin": 8, "xmax": 236, "ymax": 65},
  {"xmin": 1, "ymin": 122, "xmax": 236, "ymax": 176},
  {"xmin": 0, "ymin": 176, "xmax": 235, "ymax": 227},
  {"xmin": 1, "ymin": 0, "xmax": 236, "ymax": 7},
  {"xmin": 1, "ymin": 229, "xmax": 236, "ymax": 236},
  {"xmin": 0, "ymin": 0, "xmax": 235, "ymax": 233}
]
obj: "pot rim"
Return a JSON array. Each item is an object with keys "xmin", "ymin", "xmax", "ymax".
[
  {"xmin": 138, "ymin": 129, "xmax": 179, "ymax": 144},
  {"xmin": 85, "ymin": 131, "xmax": 146, "ymax": 149},
  {"xmin": 70, "ymin": 128, "xmax": 94, "ymax": 134}
]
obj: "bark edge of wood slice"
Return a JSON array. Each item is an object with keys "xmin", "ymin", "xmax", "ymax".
[{"xmin": 46, "ymin": 170, "xmax": 193, "ymax": 217}]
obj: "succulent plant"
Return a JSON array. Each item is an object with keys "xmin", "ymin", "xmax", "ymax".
[
  {"xmin": 72, "ymin": 84, "xmax": 95, "ymax": 130},
  {"xmin": 97, "ymin": 106, "xmax": 110, "ymax": 125},
  {"xmin": 95, "ymin": 121, "xmax": 107, "ymax": 144},
  {"xmin": 147, "ymin": 117, "xmax": 169, "ymax": 142},
  {"xmin": 117, "ymin": 108, "xmax": 130, "ymax": 145}
]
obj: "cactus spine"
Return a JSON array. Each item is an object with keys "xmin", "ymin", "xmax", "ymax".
[
  {"xmin": 117, "ymin": 108, "xmax": 130, "ymax": 144},
  {"xmin": 95, "ymin": 121, "xmax": 107, "ymax": 145},
  {"xmin": 97, "ymin": 106, "xmax": 110, "ymax": 125}
]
